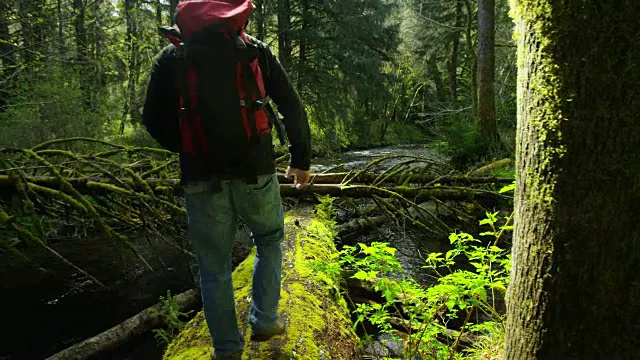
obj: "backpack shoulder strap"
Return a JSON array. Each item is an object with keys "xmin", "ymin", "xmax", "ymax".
[
  {"xmin": 244, "ymin": 35, "xmax": 287, "ymax": 146},
  {"xmin": 245, "ymin": 35, "xmax": 271, "ymax": 87}
]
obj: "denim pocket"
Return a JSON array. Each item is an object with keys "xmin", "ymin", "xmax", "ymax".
[
  {"xmin": 245, "ymin": 174, "xmax": 275, "ymax": 192},
  {"xmin": 183, "ymin": 181, "xmax": 211, "ymax": 195}
]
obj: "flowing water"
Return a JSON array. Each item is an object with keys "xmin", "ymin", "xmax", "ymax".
[{"xmin": 0, "ymin": 144, "xmax": 448, "ymax": 360}]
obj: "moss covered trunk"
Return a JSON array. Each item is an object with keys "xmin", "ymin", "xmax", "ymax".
[
  {"xmin": 163, "ymin": 205, "xmax": 360, "ymax": 360},
  {"xmin": 506, "ymin": 1, "xmax": 640, "ymax": 359}
]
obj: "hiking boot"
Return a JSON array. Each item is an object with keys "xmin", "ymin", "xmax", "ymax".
[
  {"xmin": 250, "ymin": 318, "xmax": 286, "ymax": 342},
  {"xmin": 211, "ymin": 350, "xmax": 242, "ymax": 360}
]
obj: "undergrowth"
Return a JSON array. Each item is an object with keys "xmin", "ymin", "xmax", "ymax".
[{"xmin": 311, "ymin": 189, "xmax": 513, "ymax": 360}]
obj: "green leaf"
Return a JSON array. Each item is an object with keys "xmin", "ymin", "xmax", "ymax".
[
  {"xmin": 352, "ymin": 270, "xmax": 370, "ymax": 280},
  {"xmin": 499, "ymin": 181, "xmax": 516, "ymax": 193}
]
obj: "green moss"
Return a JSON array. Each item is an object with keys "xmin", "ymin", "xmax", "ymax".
[{"xmin": 163, "ymin": 206, "xmax": 360, "ymax": 360}]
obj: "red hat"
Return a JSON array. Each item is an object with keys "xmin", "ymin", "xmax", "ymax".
[{"xmin": 176, "ymin": 0, "xmax": 254, "ymax": 37}]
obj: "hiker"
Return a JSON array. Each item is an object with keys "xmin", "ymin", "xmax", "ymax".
[{"xmin": 141, "ymin": 0, "xmax": 311, "ymax": 359}]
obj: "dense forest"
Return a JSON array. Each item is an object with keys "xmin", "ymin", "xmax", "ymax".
[{"xmin": 0, "ymin": 0, "xmax": 515, "ymax": 164}]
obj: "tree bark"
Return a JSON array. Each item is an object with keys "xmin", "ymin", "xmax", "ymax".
[
  {"xmin": 169, "ymin": 0, "xmax": 178, "ymax": 25},
  {"xmin": 57, "ymin": 0, "xmax": 64, "ymax": 48},
  {"xmin": 506, "ymin": 2, "xmax": 640, "ymax": 359},
  {"xmin": 297, "ymin": 0, "xmax": 308, "ymax": 90},
  {"xmin": 277, "ymin": 0, "xmax": 292, "ymax": 70},
  {"xmin": 122, "ymin": 0, "xmax": 140, "ymax": 130},
  {"xmin": 0, "ymin": 1, "xmax": 16, "ymax": 111},
  {"xmin": 448, "ymin": 0, "xmax": 463, "ymax": 100},
  {"xmin": 72, "ymin": 0, "xmax": 93, "ymax": 109},
  {"xmin": 253, "ymin": 0, "xmax": 268, "ymax": 41},
  {"xmin": 18, "ymin": 0, "xmax": 35, "ymax": 64},
  {"xmin": 155, "ymin": 0, "xmax": 164, "ymax": 47},
  {"xmin": 476, "ymin": 0, "xmax": 497, "ymax": 145},
  {"xmin": 463, "ymin": 0, "xmax": 477, "ymax": 116}
]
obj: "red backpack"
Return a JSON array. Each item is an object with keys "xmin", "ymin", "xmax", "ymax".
[{"xmin": 159, "ymin": 0, "xmax": 281, "ymax": 175}]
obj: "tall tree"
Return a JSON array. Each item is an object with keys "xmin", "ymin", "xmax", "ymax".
[
  {"xmin": 169, "ymin": 0, "xmax": 178, "ymax": 24},
  {"xmin": 506, "ymin": 1, "xmax": 640, "ymax": 359},
  {"xmin": 448, "ymin": 0, "xmax": 463, "ymax": 100},
  {"xmin": 0, "ymin": 1, "xmax": 17, "ymax": 111},
  {"xmin": 276, "ymin": 0, "xmax": 292, "ymax": 70},
  {"xmin": 122, "ymin": 0, "xmax": 141, "ymax": 129},
  {"xmin": 463, "ymin": 0, "xmax": 477, "ymax": 115},
  {"xmin": 72, "ymin": 0, "xmax": 93, "ymax": 108},
  {"xmin": 252, "ymin": 0, "xmax": 268, "ymax": 41},
  {"xmin": 476, "ymin": 0, "xmax": 497, "ymax": 144}
]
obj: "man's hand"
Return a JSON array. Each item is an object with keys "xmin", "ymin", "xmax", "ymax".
[{"xmin": 285, "ymin": 166, "xmax": 311, "ymax": 190}]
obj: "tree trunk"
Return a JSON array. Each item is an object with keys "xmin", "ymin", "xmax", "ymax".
[
  {"xmin": 506, "ymin": 2, "xmax": 640, "ymax": 359},
  {"xmin": 297, "ymin": 0, "xmax": 308, "ymax": 90},
  {"xmin": 92, "ymin": 0, "xmax": 106, "ymax": 104},
  {"xmin": 57, "ymin": 0, "xmax": 64, "ymax": 48},
  {"xmin": 122, "ymin": 0, "xmax": 140, "ymax": 131},
  {"xmin": 476, "ymin": 0, "xmax": 497, "ymax": 145},
  {"xmin": 463, "ymin": 0, "xmax": 477, "ymax": 116},
  {"xmin": 253, "ymin": 0, "xmax": 267, "ymax": 40},
  {"xmin": 72, "ymin": 0, "xmax": 93, "ymax": 109},
  {"xmin": 448, "ymin": 0, "xmax": 463, "ymax": 100},
  {"xmin": 155, "ymin": 0, "xmax": 164, "ymax": 47},
  {"xmin": 169, "ymin": 0, "xmax": 178, "ymax": 25},
  {"xmin": 428, "ymin": 53, "xmax": 447, "ymax": 103},
  {"xmin": 0, "ymin": 2, "xmax": 16, "ymax": 111},
  {"xmin": 18, "ymin": 0, "xmax": 35, "ymax": 64},
  {"xmin": 277, "ymin": 0, "xmax": 292, "ymax": 70}
]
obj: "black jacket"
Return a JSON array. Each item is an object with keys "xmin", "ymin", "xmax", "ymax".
[{"xmin": 142, "ymin": 35, "xmax": 311, "ymax": 182}]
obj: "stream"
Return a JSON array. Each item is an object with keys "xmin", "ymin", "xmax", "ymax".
[{"xmin": 0, "ymin": 144, "xmax": 450, "ymax": 360}]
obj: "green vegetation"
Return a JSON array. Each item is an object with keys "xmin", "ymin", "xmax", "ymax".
[
  {"xmin": 311, "ymin": 193, "xmax": 513, "ymax": 359},
  {"xmin": 1, "ymin": 0, "xmax": 516, "ymax": 159},
  {"xmin": 151, "ymin": 291, "xmax": 194, "ymax": 346}
]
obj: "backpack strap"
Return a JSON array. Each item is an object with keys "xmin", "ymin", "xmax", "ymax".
[{"xmin": 250, "ymin": 38, "xmax": 287, "ymax": 146}]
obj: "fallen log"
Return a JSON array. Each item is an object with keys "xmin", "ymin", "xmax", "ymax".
[
  {"xmin": 0, "ymin": 173, "xmax": 512, "ymax": 194},
  {"xmin": 45, "ymin": 289, "xmax": 200, "ymax": 360},
  {"xmin": 467, "ymin": 158, "xmax": 512, "ymax": 177},
  {"xmin": 162, "ymin": 205, "xmax": 361, "ymax": 360},
  {"xmin": 336, "ymin": 215, "xmax": 388, "ymax": 236},
  {"xmin": 280, "ymin": 184, "xmax": 507, "ymax": 203},
  {"xmin": 0, "ymin": 175, "xmax": 509, "ymax": 202}
]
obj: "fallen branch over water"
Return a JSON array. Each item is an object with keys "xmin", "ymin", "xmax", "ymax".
[
  {"xmin": 0, "ymin": 173, "xmax": 512, "ymax": 195},
  {"xmin": 0, "ymin": 175, "xmax": 510, "ymax": 205},
  {"xmin": 45, "ymin": 288, "xmax": 200, "ymax": 360}
]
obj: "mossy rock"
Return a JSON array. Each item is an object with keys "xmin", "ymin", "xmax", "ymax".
[{"xmin": 163, "ymin": 205, "xmax": 361, "ymax": 360}]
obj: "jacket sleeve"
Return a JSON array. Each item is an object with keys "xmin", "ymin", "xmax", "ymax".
[
  {"xmin": 142, "ymin": 46, "xmax": 181, "ymax": 153},
  {"xmin": 262, "ymin": 46, "xmax": 312, "ymax": 171}
]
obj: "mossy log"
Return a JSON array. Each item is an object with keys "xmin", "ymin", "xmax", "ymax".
[{"xmin": 162, "ymin": 205, "xmax": 361, "ymax": 360}]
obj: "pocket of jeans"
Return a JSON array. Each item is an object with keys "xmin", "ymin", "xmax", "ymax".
[
  {"xmin": 245, "ymin": 174, "xmax": 275, "ymax": 193},
  {"xmin": 183, "ymin": 181, "xmax": 211, "ymax": 195}
]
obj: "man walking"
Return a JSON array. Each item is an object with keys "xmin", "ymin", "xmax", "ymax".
[{"xmin": 142, "ymin": 1, "xmax": 311, "ymax": 358}]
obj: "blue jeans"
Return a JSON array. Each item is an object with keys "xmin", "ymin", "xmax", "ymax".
[{"xmin": 185, "ymin": 174, "xmax": 284, "ymax": 356}]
